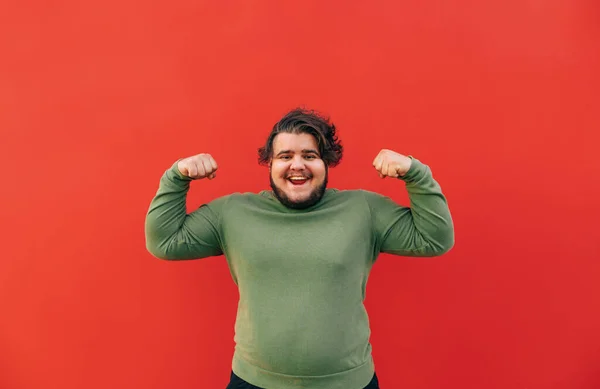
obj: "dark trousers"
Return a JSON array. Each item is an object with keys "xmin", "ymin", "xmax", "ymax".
[{"xmin": 226, "ymin": 370, "xmax": 380, "ymax": 389}]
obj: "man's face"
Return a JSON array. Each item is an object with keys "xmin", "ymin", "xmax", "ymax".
[{"xmin": 269, "ymin": 132, "xmax": 328, "ymax": 209}]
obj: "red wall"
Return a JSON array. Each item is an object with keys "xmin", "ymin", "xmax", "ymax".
[{"xmin": 1, "ymin": 1, "xmax": 599, "ymax": 388}]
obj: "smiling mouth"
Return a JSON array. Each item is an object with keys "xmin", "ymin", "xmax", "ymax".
[{"xmin": 288, "ymin": 176, "xmax": 310, "ymax": 186}]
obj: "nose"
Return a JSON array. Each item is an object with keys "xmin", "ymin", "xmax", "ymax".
[{"xmin": 289, "ymin": 155, "xmax": 305, "ymax": 170}]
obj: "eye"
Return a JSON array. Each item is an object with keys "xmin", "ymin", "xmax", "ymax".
[
  {"xmin": 280, "ymin": 155, "xmax": 291, "ymax": 160},
  {"xmin": 304, "ymin": 155, "xmax": 317, "ymax": 160}
]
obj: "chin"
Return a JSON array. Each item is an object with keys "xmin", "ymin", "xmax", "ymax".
[
  {"xmin": 270, "ymin": 176, "xmax": 328, "ymax": 210},
  {"xmin": 287, "ymin": 193, "xmax": 311, "ymax": 203}
]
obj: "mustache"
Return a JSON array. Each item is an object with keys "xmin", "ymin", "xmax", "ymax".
[{"xmin": 286, "ymin": 173, "xmax": 313, "ymax": 179}]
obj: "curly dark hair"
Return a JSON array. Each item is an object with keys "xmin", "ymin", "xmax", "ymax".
[{"xmin": 258, "ymin": 108, "xmax": 343, "ymax": 167}]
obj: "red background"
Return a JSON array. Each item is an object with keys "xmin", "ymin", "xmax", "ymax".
[{"xmin": 1, "ymin": 1, "xmax": 599, "ymax": 388}]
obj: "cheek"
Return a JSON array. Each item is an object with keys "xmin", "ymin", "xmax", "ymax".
[
  {"xmin": 270, "ymin": 163, "xmax": 287, "ymax": 179},
  {"xmin": 311, "ymin": 165, "xmax": 327, "ymax": 181}
]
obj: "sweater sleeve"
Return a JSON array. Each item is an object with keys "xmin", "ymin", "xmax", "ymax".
[
  {"xmin": 144, "ymin": 161, "xmax": 226, "ymax": 260},
  {"xmin": 363, "ymin": 157, "xmax": 454, "ymax": 257}
]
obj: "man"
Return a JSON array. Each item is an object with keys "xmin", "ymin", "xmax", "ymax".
[{"xmin": 145, "ymin": 108, "xmax": 454, "ymax": 389}]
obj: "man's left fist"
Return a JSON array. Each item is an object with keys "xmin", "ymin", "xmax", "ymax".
[{"xmin": 372, "ymin": 149, "xmax": 413, "ymax": 178}]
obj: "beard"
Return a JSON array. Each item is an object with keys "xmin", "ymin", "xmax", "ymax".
[{"xmin": 270, "ymin": 172, "xmax": 328, "ymax": 210}]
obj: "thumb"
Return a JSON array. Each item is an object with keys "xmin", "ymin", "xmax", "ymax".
[{"xmin": 207, "ymin": 172, "xmax": 217, "ymax": 180}]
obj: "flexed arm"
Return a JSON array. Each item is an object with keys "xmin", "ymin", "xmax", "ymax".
[
  {"xmin": 145, "ymin": 154, "xmax": 225, "ymax": 260},
  {"xmin": 368, "ymin": 149, "xmax": 454, "ymax": 257}
]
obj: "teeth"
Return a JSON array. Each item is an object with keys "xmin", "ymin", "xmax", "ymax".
[{"xmin": 289, "ymin": 177, "xmax": 308, "ymax": 181}]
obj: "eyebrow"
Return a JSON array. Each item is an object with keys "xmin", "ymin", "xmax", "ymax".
[{"xmin": 276, "ymin": 149, "xmax": 320, "ymax": 156}]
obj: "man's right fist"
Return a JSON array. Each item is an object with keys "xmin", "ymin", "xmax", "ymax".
[{"xmin": 177, "ymin": 153, "xmax": 218, "ymax": 180}]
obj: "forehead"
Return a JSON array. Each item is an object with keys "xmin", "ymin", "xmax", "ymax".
[{"xmin": 272, "ymin": 132, "xmax": 318, "ymax": 152}]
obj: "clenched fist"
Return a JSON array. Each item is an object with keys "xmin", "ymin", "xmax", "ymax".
[
  {"xmin": 177, "ymin": 153, "xmax": 218, "ymax": 180},
  {"xmin": 372, "ymin": 149, "xmax": 412, "ymax": 178}
]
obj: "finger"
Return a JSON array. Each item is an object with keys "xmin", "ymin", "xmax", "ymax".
[
  {"xmin": 386, "ymin": 162, "xmax": 398, "ymax": 178},
  {"xmin": 200, "ymin": 157, "xmax": 212, "ymax": 177},
  {"xmin": 195, "ymin": 160, "xmax": 206, "ymax": 178},
  {"xmin": 384, "ymin": 161, "xmax": 398, "ymax": 178},
  {"xmin": 379, "ymin": 172, "xmax": 384, "ymax": 179},
  {"xmin": 207, "ymin": 172, "xmax": 216, "ymax": 180},
  {"xmin": 208, "ymin": 155, "xmax": 218, "ymax": 172},
  {"xmin": 372, "ymin": 153, "xmax": 380, "ymax": 167},
  {"xmin": 183, "ymin": 162, "xmax": 194, "ymax": 178},
  {"xmin": 373, "ymin": 153, "xmax": 383, "ymax": 172},
  {"xmin": 373, "ymin": 152, "xmax": 383, "ymax": 167},
  {"xmin": 382, "ymin": 160, "xmax": 390, "ymax": 177}
]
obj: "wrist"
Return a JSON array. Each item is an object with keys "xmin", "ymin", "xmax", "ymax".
[{"xmin": 397, "ymin": 156, "xmax": 413, "ymax": 177}]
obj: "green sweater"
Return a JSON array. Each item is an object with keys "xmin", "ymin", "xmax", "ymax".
[{"xmin": 145, "ymin": 157, "xmax": 454, "ymax": 389}]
